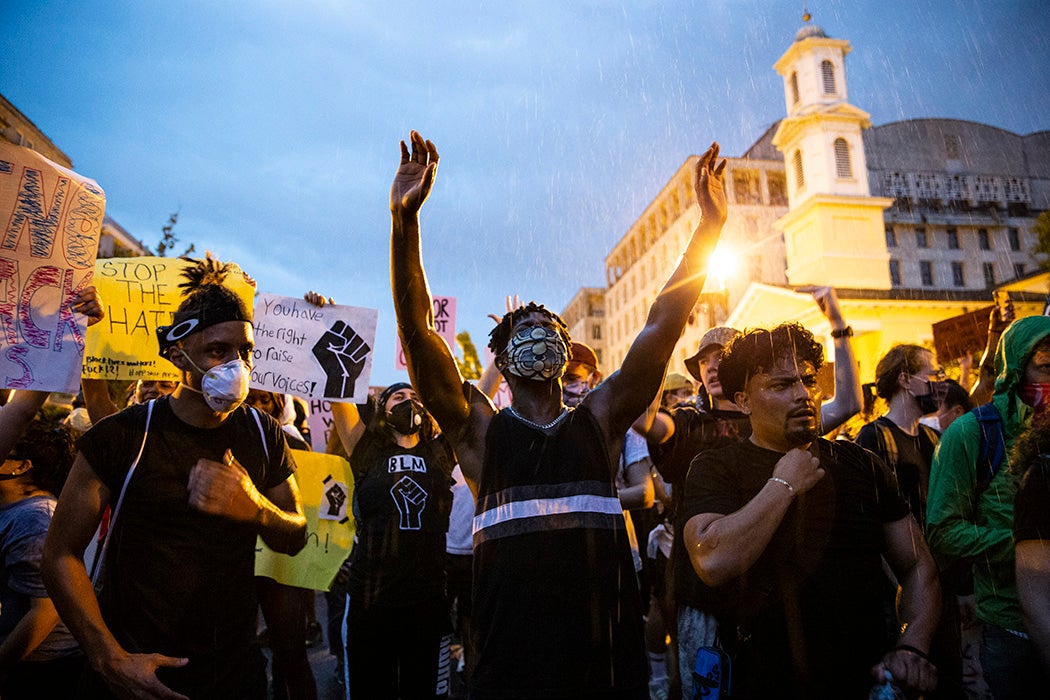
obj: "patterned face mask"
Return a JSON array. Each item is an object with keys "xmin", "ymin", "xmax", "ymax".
[
  {"xmin": 1019, "ymin": 382, "xmax": 1050, "ymax": 412},
  {"xmin": 502, "ymin": 325, "xmax": 568, "ymax": 381}
]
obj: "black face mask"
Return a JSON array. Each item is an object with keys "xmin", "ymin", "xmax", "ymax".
[
  {"xmin": 913, "ymin": 380, "xmax": 948, "ymax": 416},
  {"xmin": 387, "ymin": 399, "xmax": 425, "ymax": 435}
]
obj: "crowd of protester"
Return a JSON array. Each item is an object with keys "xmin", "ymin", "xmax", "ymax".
[{"xmin": 0, "ymin": 130, "xmax": 1046, "ymax": 700}]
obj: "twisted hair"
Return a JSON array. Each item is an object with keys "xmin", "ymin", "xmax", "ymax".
[
  {"xmin": 487, "ymin": 302, "xmax": 571, "ymax": 361},
  {"xmin": 175, "ymin": 253, "xmax": 250, "ymax": 319}
]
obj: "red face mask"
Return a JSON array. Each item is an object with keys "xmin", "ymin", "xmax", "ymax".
[{"xmin": 1018, "ymin": 382, "xmax": 1050, "ymax": 411}]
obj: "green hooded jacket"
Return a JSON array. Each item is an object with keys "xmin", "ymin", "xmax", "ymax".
[{"xmin": 926, "ymin": 314, "xmax": 1050, "ymax": 631}]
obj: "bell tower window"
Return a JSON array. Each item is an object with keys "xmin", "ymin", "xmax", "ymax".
[
  {"xmin": 793, "ymin": 150, "xmax": 805, "ymax": 191},
  {"xmin": 790, "ymin": 72, "xmax": 799, "ymax": 105},
  {"xmin": 821, "ymin": 60, "xmax": 836, "ymax": 94},
  {"xmin": 834, "ymin": 138, "xmax": 852, "ymax": 178}
]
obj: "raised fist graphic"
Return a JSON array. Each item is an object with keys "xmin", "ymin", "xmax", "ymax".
[
  {"xmin": 323, "ymin": 481, "xmax": 348, "ymax": 518},
  {"xmin": 391, "ymin": 475, "xmax": 427, "ymax": 530},
  {"xmin": 312, "ymin": 320, "xmax": 371, "ymax": 399}
]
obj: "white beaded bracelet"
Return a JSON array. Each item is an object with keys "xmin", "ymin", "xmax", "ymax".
[{"xmin": 768, "ymin": 476, "xmax": 794, "ymax": 494}]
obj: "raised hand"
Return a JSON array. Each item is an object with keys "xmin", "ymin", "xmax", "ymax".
[
  {"xmin": 798, "ymin": 285, "xmax": 845, "ymax": 327},
  {"xmin": 311, "ymin": 320, "xmax": 371, "ymax": 399},
  {"xmin": 390, "ymin": 130, "xmax": 439, "ymax": 215},
  {"xmin": 72, "ymin": 285, "xmax": 105, "ymax": 326},
  {"xmin": 694, "ymin": 142, "xmax": 728, "ymax": 230}
]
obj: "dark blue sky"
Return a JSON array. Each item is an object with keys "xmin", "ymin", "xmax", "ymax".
[{"xmin": 3, "ymin": 0, "xmax": 1048, "ymax": 384}]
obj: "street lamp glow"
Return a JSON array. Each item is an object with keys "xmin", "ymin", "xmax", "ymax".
[{"xmin": 708, "ymin": 247, "xmax": 736, "ymax": 288}]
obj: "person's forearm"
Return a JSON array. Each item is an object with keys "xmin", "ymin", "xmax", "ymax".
[
  {"xmin": 686, "ymin": 481, "xmax": 793, "ymax": 587},
  {"xmin": 0, "ymin": 598, "xmax": 60, "ymax": 671},
  {"xmin": 255, "ymin": 495, "xmax": 308, "ymax": 555},
  {"xmin": 896, "ymin": 554, "xmax": 942, "ymax": 653},
  {"xmin": 476, "ymin": 359, "xmax": 502, "ymax": 400},
  {"xmin": 81, "ymin": 378, "xmax": 119, "ymax": 425},
  {"xmin": 821, "ymin": 335, "xmax": 861, "ymax": 432},
  {"xmin": 391, "ymin": 211, "xmax": 435, "ymax": 340},
  {"xmin": 0, "ymin": 390, "xmax": 50, "ymax": 456},
  {"xmin": 619, "ymin": 481, "xmax": 655, "ymax": 510},
  {"xmin": 42, "ymin": 548, "xmax": 126, "ymax": 672}
]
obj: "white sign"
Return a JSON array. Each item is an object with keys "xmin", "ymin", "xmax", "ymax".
[
  {"xmin": 0, "ymin": 141, "xmax": 103, "ymax": 392},
  {"xmin": 251, "ymin": 294, "xmax": 378, "ymax": 402}
]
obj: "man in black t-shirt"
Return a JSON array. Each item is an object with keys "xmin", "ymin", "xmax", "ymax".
[
  {"xmin": 678, "ymin": 323, "xmax": 940, "ymax": 699},
  {"xmin": 43, "ymin": 257, "xmax": 307, "ymax": 700}
]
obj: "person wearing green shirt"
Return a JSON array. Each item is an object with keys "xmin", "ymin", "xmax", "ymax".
[{"xmin": 927, "ymin": 314, "xmax": 1050, "ymax": 699}]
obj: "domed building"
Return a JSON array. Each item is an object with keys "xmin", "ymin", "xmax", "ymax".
[{"xmin": 574, "ymin": 18, "xmax": 1048, "ymax": 386}]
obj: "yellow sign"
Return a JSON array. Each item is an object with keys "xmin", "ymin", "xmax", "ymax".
[
  {"xmin": 83, "ymin": 256, "xmax": 255, "ymax": 381},
  {"xmin": 255, "ymin": 449, "xmax": 355, "ymax": 591}
]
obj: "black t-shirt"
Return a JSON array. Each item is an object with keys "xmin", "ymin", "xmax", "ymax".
[
  {"xmin": 856, "ymin": 417, "xmax": 937, "ymax": 526},
  {"xmin": 1016, "ymin": 457, "xmax": 1050, "ymax": 542},
  {"xmin": 78, "ymin": 397, "xmax": 295, "ymax": 696},
  {"xmin": 347, "ymin": 432, "xmax": 455, "ymax": 607},
  {"xmin": 676, "ymin": 438, "xmax": 910, "ymax": 699}
]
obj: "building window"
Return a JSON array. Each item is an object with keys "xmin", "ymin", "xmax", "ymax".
[
  {"xmin": 834, "ymin": 138, "xmax": 852, "ymax": 178},
  {"xmin": 978, "ymin": 228, "xmax": 990, "ymax": 250},
  {"xmin": 821, "ymin": 60, "xmax": 836, "ymax": 94},
  {"xmin": 768, "ymin": 172, "xmax": 788, "ymax": 206},
  {"xmin": 952, "ymin": 262, "xmax": 965, "ymax": 287},
  {"xmin": 793, "ymin": 150, "xmax": 805, "ymax": 191},
  {"xmin": 920, "ymin": 260, "xmax": 934, "ymax": 286},
  {"xmin": 946, "ymin": 226, "xmax": 959, "ymax": 249},
  {"xmin": 790, "ymin": 72, "xmax": 799, "ymax": 105},
  {"xmin": 1015, "ymin": 263, "xmax": 1026, "ymax": 278},
  {"xmin": 945, "ymin": 134, "xmax": 961, "ymax": 159},
  {"xmin": 983, "ymin": 263, "xmax": 996, "ymax": 287},
  {"xmin": 732, "ymin": 169, "xmax": 762, "ymax": 205},
  {"xmin": 885, "ymin": 226, "xmax": 897, "ymax": 247},
  {"xmin": 1009, "ymin": 227, "xmax": 1021, "ymax": 251},
  {"xmin": 916, "ymin": 227, "xmax": 928, "ymax": 249},
  {"xmin": 889, "ymin": 259, "xmax": 901, "ymax": 286}
]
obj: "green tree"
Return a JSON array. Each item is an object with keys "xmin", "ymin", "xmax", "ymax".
[
  {"xmin": 1033, "ymin": 210, "xmax": 1050, "ymax": 271},
  {"xmin": 455, "ymin": 331, "xmax": 484, "ymax": 380},
  {"xmin": 153, "ymin": 209, "xmax": 196, "ymax": 257}
]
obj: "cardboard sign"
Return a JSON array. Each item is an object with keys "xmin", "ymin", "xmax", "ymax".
[
  {"xmin": 0, "ymin": 141, "xmax": 104, "ymax": 392},
  {"xmin": 83, "ymin": 257, "xmax": 255, "ymax": 381},
  {"xmin": 251, "ymin": 294, "xmax": 378, "ymax": 402},
  {"xmin": 395, "ymin": 296, "xmax": 456, "ymax": 370},
  {"xmin": 254, "ymin": 449, "xmax": 355, "ymax": 590},
  {"xmin": 932, "ymin": 306, "xmax": 994, "ymax": 363}
]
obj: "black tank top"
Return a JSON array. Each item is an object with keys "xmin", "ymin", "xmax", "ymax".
[{"xmin": 470, "ymin": 405, "xmax": 647, "ymax": 697}]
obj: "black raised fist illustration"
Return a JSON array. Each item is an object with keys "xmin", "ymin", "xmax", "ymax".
[
  {"xmin": 312, "ymin": 320, "xmax": 371, "ymax": 398},
  {"xmin": 391, "ymin": 476, "xmax": 427, "ymax": 530},
  {"xmin": 324, "ymin": 481, "xmax": 347, "ymax": 518}
]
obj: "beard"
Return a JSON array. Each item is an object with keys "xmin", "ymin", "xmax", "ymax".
[{"xmin": 784, "ymin": 413, "xmax": 821, "ymax": 446}]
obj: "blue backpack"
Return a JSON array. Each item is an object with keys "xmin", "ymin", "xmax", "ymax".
[{"xmin": 972, "ymin": 402, "xmax": 1006, "ymax": 492}]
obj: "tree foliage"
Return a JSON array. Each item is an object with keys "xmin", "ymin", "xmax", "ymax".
[
  {"xmin": 153, "ymin": 210, "xmax": 196, "ymax": 257},
  {"xmin": 455, "ymin": 331, "xmax": 484, "ymax": 380},
  {"xmin": 1033, "ymin": 210, "xmax": 1050, "ymax": 271}
]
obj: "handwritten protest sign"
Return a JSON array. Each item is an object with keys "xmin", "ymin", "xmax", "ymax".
[
  {"xmin": 307, "ymin": 398, "xmax": 335, "ymax": 452},
  {"xmin": 395, "ymin": 296, "xmax": 455, "ymax": 370},
  {"xmin": 255, "ymin": 450, "xmax": 355, "ymax": 590},
  {"xmin": 251, "ymin": 293, "xmax": 378, "ymax": 403},
  {"xmin": 83, "ymin": 257, "xmax": 255, "ymax": 381},
  {"xmin": 0, "ymin": 141, "xmax": 104, "ymax": 392}
]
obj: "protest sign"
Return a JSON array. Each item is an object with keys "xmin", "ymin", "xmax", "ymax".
[
  {"xmin": 255, "ymin": 449, "xmax": 355, "ymax": 590},
  {"xmin": 395, "ymin": 296, "xmax": 455, "ymax": 370},
  {"xmin": 83, "ymin": 257, "xmax": 255, "ymax": 381},
  {"xmin": 0, "ymin": 140, "xmax": 104, "ymax": 392},
  {"xmin": 307, "ymin": 397, "xmax": 335, "ymax": 452},
  {"xmin": 251, "ymin": 293, "xmax": 378, "ymax": 403}
]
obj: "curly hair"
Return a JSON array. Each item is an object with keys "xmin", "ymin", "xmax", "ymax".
[
  {"xmin": 1011, "ymin": 409, "xmax": 1050, "ymax": 475},
  {"xmin": 8, "ymin": 419, "xmax": 76, "ymax": 496},
  {"xmin": 718, "ymin": 322, "xmax": 825, "ymax": 400},
  {"xmin": 874, "ymin": 345, "xmax": 931, "ymax": 400},
  {"xmin": 487, "ymin": 302, "xmax": 571, "ymax": 364}
]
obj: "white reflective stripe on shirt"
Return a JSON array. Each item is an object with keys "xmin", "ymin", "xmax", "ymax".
[{"xmin": 472, "ymin": 493, "xmax": 623, "ymax": 535}]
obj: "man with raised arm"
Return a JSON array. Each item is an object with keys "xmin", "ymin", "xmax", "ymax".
[
  {"xmin": 389, "ymin": 130, "xmax": 726, "ymax": 698},
  {"xmin": 42, "ymin": 257, "xmax": 307, "ymax": 700}
]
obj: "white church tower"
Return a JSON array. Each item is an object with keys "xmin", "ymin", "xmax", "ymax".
[{"xmin": 772, "ymin": 17, "xmax": 894, "ymax": 289}]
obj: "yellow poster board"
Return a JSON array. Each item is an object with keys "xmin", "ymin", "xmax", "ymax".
[
  {"xmin": 82, "ymin": 257, "xmax": 255, "ymax": 381},
  {"xmin": 254, "ymin": 449, "xmax": 355, "ymax": 591}
]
